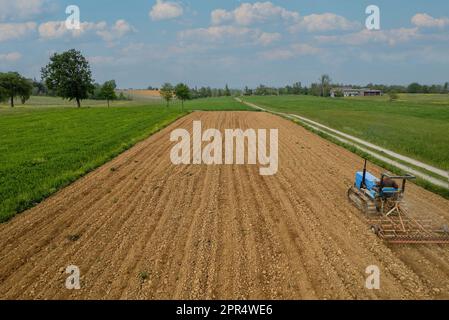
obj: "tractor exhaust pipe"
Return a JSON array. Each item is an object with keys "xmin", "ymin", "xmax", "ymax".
[{"xmin": 362, "ymin": 159, "xmax": 367, "ymax": 188}]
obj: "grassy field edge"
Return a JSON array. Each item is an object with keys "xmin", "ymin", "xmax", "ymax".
[
  {"xmin": 243, "ymin": 95, "xmax": 449, "ymax": 171},
  {"xmin": 292, "ymin": 118, "xmax": 449, "ymax": 200},
  {"xmin": 0, "ymin": 111, "xmax": 188, "ymax": 223},
  {"xmin": 240, "ymin": 99, "xmax": 449, "ymax": 200}
]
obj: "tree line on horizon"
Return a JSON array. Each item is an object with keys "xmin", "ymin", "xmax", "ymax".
[
  {"xmin": 240, "ymin": 76, "xmax": 449, "ymax": 98},
  {"xmin": 2, "ymin": 50, "xmax": 448, "ymax": 108},
  {"xmin": 153, "ymin": 76, "xmax": 449, "ymax": 101}
]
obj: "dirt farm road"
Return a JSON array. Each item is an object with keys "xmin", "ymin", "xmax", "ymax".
[
  {"xmin": 240, "ymin": 99, "xmax": 449, "ymax": 188},
  {"xmin": 1, "ymin": 111, "xmax": 449, "ymax": 300}
]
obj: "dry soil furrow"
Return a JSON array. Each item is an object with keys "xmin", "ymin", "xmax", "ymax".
[
  {"xmin": 0, "ymin": 118, "xmax": 194, "ymax": 299},
  {"xmin": 273, "ymin": 117, "xmax": 431, "ymax": 299},
  {"xmin": 1, "ymin": 111, "xmax": 449, "ymax": 300},
  {"xmin": 34, "ymin": 139, "xmax": 185, "ymax": 299},
  {"xmin": 0, "ymin": 118, "xmax": 184, "ymax": 270}
]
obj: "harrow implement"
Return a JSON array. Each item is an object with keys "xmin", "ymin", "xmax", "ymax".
[
  {"xmin": 369, "ymin": 212, "xmax": 449, "ymax": 245},
  {"xmin": 348, "ymin": 160, "xmax": 449, "ymax": 245}
]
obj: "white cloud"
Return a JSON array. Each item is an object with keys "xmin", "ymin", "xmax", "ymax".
[
  {"xmin": 211, "ymin": 4, "xmax": 358, "ymax": 34},
  {"xmin": 179, "ymin": 25, "xmax": 280, "ymax": 46},
  {"xmin": 211, "ymin": 9, "xmax": 233, "ymax": 25},
  {"xmin": 411, "ymin": 13, "xmax": 449, "ymax": 28},
  {"xmin": 316, "ymin": 28, "xmax": 420, "ymax": 46},
  {"xmin": 38, "ymin": 20, "xmax": 134, "ymax": 42},
  {"xmin": 290, "ymin": 13, "xmax": 361, "ymax": 33},
  {"xmin": 0, "ymin": 22, "xmax": 37, "ymax": 42},
  {"xmin": 179, "ymin": 25, "xmax": 256, "ymax": 42},
  {"xmin": 0, "ymin": 0, "xmax": 49, "ymax": 21},
  {"xmin": 182, "ymin": 2, "xmax": 294, "ymax": 48},
  {"xmin": 88, "ymin": 56, "xmax": 115, "ymax": 65},
  {"xmin": 259, "ymin": 44, "xmax": 320, "ymax": 60},
  {"xmin": 257, "ymin": 32, "xmax": 282, "ymax": 46},
  {"xmin": 149, "ymin": 0, "xmax": 184, "ymax": 21},
  {"xmin": 38, "ymin": 21, "xmax": 99, "ymax": 39},
  {"xmin": 38, "ymin": 21, "xmax": 71, "ymax": 39},
  {"xmin": 211, "ymin": 2, "xmax": 300, "ymax": 26},
  {"xmin": 0, "ymin": 52, "xmax": 22, "ymax": 62},
  {"xmin": 96, "ymin": 20, "xmax": 135, "ymax": 42}
]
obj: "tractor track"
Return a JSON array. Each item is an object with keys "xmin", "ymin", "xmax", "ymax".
[{"xmin": 1, "ymin": 111, "xmax": 449, "ymax": 299}]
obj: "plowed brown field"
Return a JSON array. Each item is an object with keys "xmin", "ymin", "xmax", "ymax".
[{"xmin": 1, "ymin": 111, "xmax": 449, "ymax": 300}]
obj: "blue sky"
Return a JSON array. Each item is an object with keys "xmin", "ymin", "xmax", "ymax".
[{"xmin": 1, "ymin": 0, "xmax": 449, "ymax": 88}]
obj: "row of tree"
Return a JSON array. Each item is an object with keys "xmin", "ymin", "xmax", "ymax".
[
  {"xmin": 118, "ymin": 77, "xmax": 449, "ymax": 104},
  {"xmin": 4, "ymin": 50, "xmax": 448, "ymax": 108},
  {"xmin": 89, "ymin": 81, "xmax": 131, "ymax": 106},
  {"xmin": 189, "ymin": 85, "xmax": 234, "ymax": 98},
  {"xmin": 240, "ymin": 75, "xmax": 332, "ymax": 97},
  {"xmin": 1, "ymin": 49, "xmax": 131, "ymax": 108},
  {"xmin": 154, "ymin": 84, "xmax": 236, "ymax": 99},
  {"xmin": 147, "ymin": 79, "xmax": 325, "ymax": 99},
  {"xmin": 40, "ymin": 49, "xmax": 127, "ymax": 107},
  {"xmin": 31, "ymin": 78, "xmax": 129, "ymax": 105},
  {"xmin": 243, "ymin": 78, "xmax": 331, "ymax": 97},
  {"xmin": 241, "ymin": 76, "xmax": 449, "ymax": 98},
  {"xmin": 2, "ymin": 48, "xmax": 198, "ymax": 109},
  {"xmin": 184, "ymin": 77, "xmax": 449, "ymax": 99},
  {"xmin": 0, "ymin": 72, "xmax": 33, "ymax": 107},
  {"xmin": 159, "ymin": 83, "xmax": 191, "ymax": 111},
  {"xmin": 365, "ymin": 82, "xmax": 449, "ymax": 94},
  {"xmin": 2, "ymin": 48, "xmax": 207, "ymax": 109}
]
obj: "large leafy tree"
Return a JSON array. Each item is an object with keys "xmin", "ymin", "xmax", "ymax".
[
  {"xmin": 41, "ymin": 49, "xmax": 94, "ymax": 108},
  {"xmin": 100, "ymin": 80, "xmax": 117, "ymax": 107},
  {"xmin": 174, "ymin": 83, "xmax": 190, "ymax": 112},
  {"xmin": 0, "ymin": 72, "xmax": 33, "ymax": 107},
  {"xmin": 160, "ymin": 83, "xmax": 174, "ymax": 108}
]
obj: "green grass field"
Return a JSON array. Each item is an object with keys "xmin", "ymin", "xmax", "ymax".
[
  {"xmin": 0, "ymin": 96, "xmax": 248, "ymax": 222},
  {"xmin": 0, "ymin": 95, "xmax": 144, "ymax": 108},
  {"xmin": 350, "ymin": 93, "xmax": 449, "ymax": 105},
  {"xmin": 0, "ymin": 95, "xmax": 252, "ymax": 111},
  {"xmin": 243, "ymin": 94, "xmax": 449, "ymax": 171},
  {"xmin": 2, "ymin": 93, "xmax": 447, "ymax": 221}
]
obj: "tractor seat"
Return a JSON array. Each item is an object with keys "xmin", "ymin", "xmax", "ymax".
[
  {"xmin": 381, "ymin": 187, "xmax": 400, "ymax": 198},
  {"xmin": 382, "ymin": 187, "xmax": 400, "ymax": 193}
]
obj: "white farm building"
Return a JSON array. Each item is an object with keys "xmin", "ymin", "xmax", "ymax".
[{"xmin": 330, "ymin": 87, "xmax": 383, "ymax": 97}]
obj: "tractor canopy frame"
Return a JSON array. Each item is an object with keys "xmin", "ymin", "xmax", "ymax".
[{"xmin": 349, "ymin": 160, "xmax": 449, "ymax": 245}]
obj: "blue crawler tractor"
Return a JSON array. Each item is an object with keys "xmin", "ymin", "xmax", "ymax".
[{"xmin": 348, "ymin": 160, "xmax": 449, "ymax": 244}]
